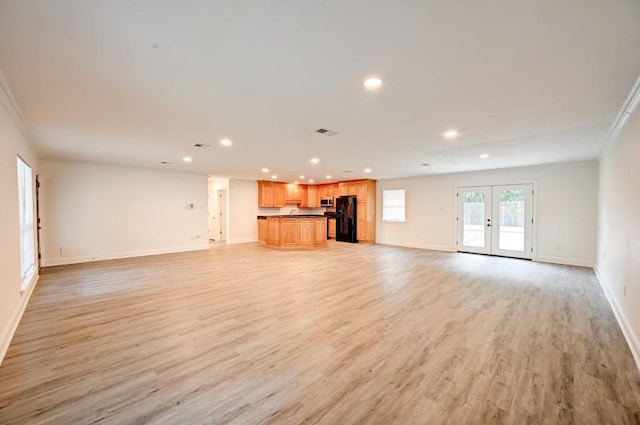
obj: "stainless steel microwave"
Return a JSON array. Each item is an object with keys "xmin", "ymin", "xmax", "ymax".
[{"xmin": 320, "ymin": 197, "xmax": 334, "ymax": 207}]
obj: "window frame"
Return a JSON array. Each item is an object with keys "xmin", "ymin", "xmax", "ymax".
[{"xmin": 17, "ymin": 155, "xmax": 35, "ymax": 290}]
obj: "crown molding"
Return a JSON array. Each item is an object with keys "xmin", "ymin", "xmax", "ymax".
[
  {"xmin": 0, "ymin": 66, "xmax": 38, "ymax": 154},
  {"xmin": 598, "ymin": 74, "xmax": 640, "ymax": 159}
]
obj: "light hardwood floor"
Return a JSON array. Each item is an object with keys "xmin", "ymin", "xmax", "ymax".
[{"xmin": 1, "ymin": 242, "xmax": 639, "ymax": 424}]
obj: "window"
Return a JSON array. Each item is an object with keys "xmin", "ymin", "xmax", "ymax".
[
  {"xmin": 17, "ymin": 156, "xmax": 35, "ymax": 289},
  {"xmin": 383, "ymin": 189, "xmax": 406, "ymax": 222}
]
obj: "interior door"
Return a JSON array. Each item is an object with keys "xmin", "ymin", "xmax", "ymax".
[
  {"xmin": 218, "ymin": 189, "xmax": 227, "ymax": 242},
  {"xmin": 457, "ymin": 184, "xmax": 533, "ymax": 259}
]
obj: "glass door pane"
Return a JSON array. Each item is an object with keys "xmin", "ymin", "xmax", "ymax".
[
  {"xmin": 497, "ymin": 189, "xmax": 525, "ymax": 251},
  {"xmin": 491, "ymin": 184, "xmax": 533, "ymax": 259},
  {"xmin": 457, "ymin": 187, "xmax": 491, "ymax": 254},
  {"xmin": 463, "ymin": 191, "xmax": 486, "ymax": 247}
]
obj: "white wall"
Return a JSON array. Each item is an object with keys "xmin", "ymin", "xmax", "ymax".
[
  {"xmin": 377, "ymin": 161, "xmax": 598, "ymax": 267},
  {"xmin": 597, "ymin": 93, "xmax": 640, "ymax": 367},
  {"xmin": 40, "ymin": 159, "xmax": 209, "ymax": 266},
  {"xmin": 0, "ymin": 73, "xmax": 39, "ymax": 364},
  {"xmin": 227, "ymin": 178, "xmax": 258, "ymax": 244}
]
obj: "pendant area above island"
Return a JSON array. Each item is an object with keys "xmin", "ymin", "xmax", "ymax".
[{"xmin": 265, "ymin": 216, "xmax": 327, "ymax": 249}]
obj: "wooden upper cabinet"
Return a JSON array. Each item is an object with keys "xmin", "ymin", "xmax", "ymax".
[
  {"xmin": 356, "ymin": 182, "xmax": 368, "ymax": 202},
  {"xmin": 307, "ymin": 186, "xmax": 318, "ymax": 208},
  {"xmin": 285, "ymin": 184, "xmax": 296, "ymax": 203},
  {"xmin": 338, "ymin": 182, "xmax": 348, "ymax": 196},
  {"xmin": 273, "ymin": 183, "xmax": 286, "ymax": 207},
  {"xmin": 258, "ymin": 181, "xmax": 274, "ymax": 207},
  {"xmin": 258, "ymin": 181, "xmax": 286, "ymax": 207}
]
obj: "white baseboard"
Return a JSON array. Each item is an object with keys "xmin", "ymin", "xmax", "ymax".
[
  {"xmin": 535, "ymin": 255, "xmax": 594, "ymax": 267},
  {"xmin": 42, "ymin": 244, "xmax": 210, "ymax": 267},
  {"xmin": 0, "ymin": 273, "xmax": 39, "ymax": 366},
  {"xmin": 226, "ymin": 238, "xmax": 259, "ymax": 245},
  {"xmin": 376, "ymin": 240, "xmax": 455, "ymax": 252},
  {"xmin": 594, "ymin": 266, "xmax": 640, "ymax": 371}
]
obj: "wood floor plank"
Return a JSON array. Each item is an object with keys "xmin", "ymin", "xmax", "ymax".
[{"xmin": 1, "ymin": 242, "xmax": 639, "ymax": 424}]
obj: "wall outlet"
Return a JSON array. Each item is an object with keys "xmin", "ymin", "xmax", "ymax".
[{"xmin": 187, "ymin": 202, "xmax": 196, "ymax": 210}]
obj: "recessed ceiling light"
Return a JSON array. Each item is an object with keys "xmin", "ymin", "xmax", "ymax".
[
  {"xmin": 308, "ymin": 179, "xmax": 314, "ymax": 183},
  {"xmin": 325, "ymin": 175, "xmax": 332, "ymax": 179},
  {"xmin": 364, "ymin": 168, "xmax": 372, "ymax": 173},
  {"xmin": 220, "ymin": 138, "xmax": 232, "ymax": 146},
  {"xmin": 182, "ymin": 156, "xmax": 192, "ymax": 163},
  {"xmin": 299, "ymin": 175, "xmax": 305, "ymax": 179},
  {"xmin": 261, "ymin": 168, "xmax": 269, "ymax": 173},
  {"xmin": 364, "ymin": 77, "xmax": 383, "ymax": 90},
  {"xmin": 444, "ymin": 130, "xmax": 459, "ymax": 139},
  {"xmin": 311, "ymin": 157, "xmax": 320, "ymax": 164},
  {"xmin": 480, "ymin": 153, "xmax": 490, "ymax": 159},
  {"xmin": 271, "ymin": 174, "xmax": 277, "ymax": 179}
]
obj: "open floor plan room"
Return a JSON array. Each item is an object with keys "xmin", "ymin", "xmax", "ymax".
[{"xmin": 1, "ymin": 243, "xmax": 639, "ymax": 424}]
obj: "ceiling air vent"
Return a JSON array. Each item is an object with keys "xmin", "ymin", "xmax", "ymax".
[
  {"xmin": 315, "ymin": 128, "xmax": 339, "ymax": 136},
  {"xmin": 194, "ymin": 143, "xmax": 212, "ymax": 148},
  {"xmin": 421, "ymin": 163, "xmax": 431, "ymax": 166}
]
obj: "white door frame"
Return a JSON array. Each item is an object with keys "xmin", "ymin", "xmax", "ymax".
[
  {"xmin": 218, "ymin": 189, "xmax": 227, "ymax": 242},
  {"xmin": 456, "ymin": 183, "xmax": 536, "ymax": 260}
]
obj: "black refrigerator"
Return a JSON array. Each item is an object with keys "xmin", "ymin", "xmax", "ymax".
[{"xmin": 336, "ymin": 196, "xmax": 357, "ymax": 243}]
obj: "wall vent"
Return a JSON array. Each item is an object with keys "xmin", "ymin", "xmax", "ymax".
[{"xmin": 315, "ymin": 128, "xmax": 339, "ymax": 136}]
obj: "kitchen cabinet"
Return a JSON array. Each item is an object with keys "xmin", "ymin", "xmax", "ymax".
[
  {"xmin": 281, "ymin": 218, "xmax": 299, "ymax": 246},
  {"xmin": 318, "ymin": 184, "xmax": 338, "ymax": 199},
  {"xmin": 328, "ymin": 218, "xmax": 336, "ymax": 239},
  {"xmin": 336, "ymin": 180, "xmax": 376, "ymax": 242},
  {"xmin": 305, "ymin": 186, "xmax": 318, "ymax": 208},
  {"xmin": 357, "ymin": 202, "xmax": 368, "ymax": 241},
  {"xmin": 273, "ymin": 183, "xmax": 286, "ymax": 207},
  {"xmin": 257, "ymin": 218, "xmax": 267, "ymax": 242},
  {"xmin": 258, "ymin": 181, "xmax": 274, "ymax": 207},
  {"xmin": 265, "ymin": 216, "xmax": 327, "ymax": 249},
  {"xmin": 258, "ymin": 181, "xmax": 286, "ymax": 207},
  {"xmin": 285, "ymin": 184, "xmax": 304, "ymax": 204}
]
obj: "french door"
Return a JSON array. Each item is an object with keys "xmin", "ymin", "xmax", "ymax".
[{"xmin": 456, "ymin": 184, "xmax": 533, "ymax": 259}]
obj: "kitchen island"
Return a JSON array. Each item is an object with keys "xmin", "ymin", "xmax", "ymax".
[{"xmin": 264, "ymin": 215, "xmax": 327, "ymax": 249}]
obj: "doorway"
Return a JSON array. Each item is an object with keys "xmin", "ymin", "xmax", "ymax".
[
  {"xmin": 36, "ymin": 174, "xmax": 42, "ymax": 270},
  {"xmin": 217, "ymin": 189, "xmax": 227, "ymax": 242},
  {"xmin": 456, "ymin": 184, "xmax": 534, "ymax": 259}
]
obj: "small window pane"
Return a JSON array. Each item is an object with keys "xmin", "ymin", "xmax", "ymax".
[{"xmin": 383, "ymin": 189, "xmax": 405, "ymax": 222}]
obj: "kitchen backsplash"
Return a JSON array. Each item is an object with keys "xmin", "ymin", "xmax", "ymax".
[{"xmin": 258, "ymin": 204, "xmax": 326, "ymax": 215}]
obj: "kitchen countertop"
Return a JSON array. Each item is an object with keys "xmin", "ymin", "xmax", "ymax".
[{"xmin": 257, "ymin": 215, "xmax": 326, "ymax": 219}]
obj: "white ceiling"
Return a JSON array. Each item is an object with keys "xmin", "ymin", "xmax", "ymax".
[{"xmin": 1, "ymin": 1, "xmax": 639, "ymax": 182}]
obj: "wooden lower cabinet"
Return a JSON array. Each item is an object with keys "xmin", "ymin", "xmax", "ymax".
[
  {"xmin": 281, "ymin": 218, "xmax": 298, "ymax": 246},
  {"xmin": 328, "ymin": 218, "xmax": 336, "ymax": 239},
  {"xmin": 298, "ymin": 219, "xmax": 314, "ymax": 245},
  {"xmin": 266, "ymin": 218, "xmax": 280, "ymax": 245},
  {"xmin": 357, "ymin": 202, "xmax": 367, "ymax": 241},
  {"xmin": 266, "ymin": 217, "xmax": 327, "ymax": 248},
  {"xmin": 257, "ymin": 218, "xmax": 267, "ymax": 242}
]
